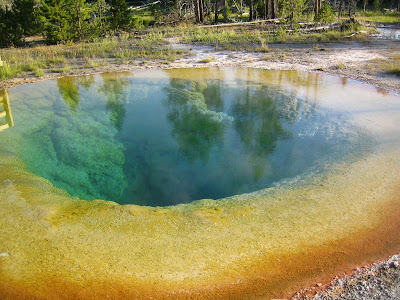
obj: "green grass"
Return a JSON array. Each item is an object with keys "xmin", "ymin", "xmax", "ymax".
[
  {"xmin": 388, "ymin": 68, "xmax": 400, "ymax": 76},
  {"xmin": 0, "ymin": 19, "xmax": 369, "ymax": 82},
  {"xmin": 336, "ymin": 63, "xmax": 346, "ymax": 70},
  {"xmin": 34, "ymin": 69, "xmax": 45, "ymax": 77},
  {"xmin": 184, "ymin": 28, "xmax": 263, "ymax": 51},
  {"xmin": 198, "ymin": 56, "xmax": 215, "ymax": 63},
  {"xmin": 0, "ymin": 62, "xmax": 21, "ymax": 80},
  {"xmin": 260, "ymin": 54, "xmax": 276, "ymax": 61},
  {"xmin": 45, "ymin": 57, "xmax": 66, "ymax": 65},
  {"xmin": 49, "ymin": 64, "xmax": 71, "ymax": 74},
  {"xmin": 366, "ymin": 52, "xmax": 400, "ymax": 75},
  {"xmin": 357, "ymin": 11, "xmax": 400, "ymax": 23},
  {"xmin": 0, "ymin": 33, "xmax": 186, "ymax": 81},
  {"xmin": 182, "ymin": 21, "xmax": 366, "ymax": 51},
  {"xmin": 386, "ymin": 52, "xmax": 400, "ymax": 76}
]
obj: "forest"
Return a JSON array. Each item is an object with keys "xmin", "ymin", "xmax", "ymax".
[{"xmin": 0, "ymin": 0, "xmax": 399, "ymax": 48}]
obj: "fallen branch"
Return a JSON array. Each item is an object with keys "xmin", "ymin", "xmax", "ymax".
[
  {"xmin": 200, "ymin": 18, "xmax": 280, "ymax": 28},
  {"xmin": 343, "ymin": 30, "xmax": 368, "ymax": 38},
  {"xmin": 129, "ymin": 1, "xmax": 161, "ymax": 11}
]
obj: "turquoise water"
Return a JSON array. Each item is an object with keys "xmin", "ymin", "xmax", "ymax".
[{"xmin": 0, "ymin": 68, "xmax": 385, "ymax": 206}]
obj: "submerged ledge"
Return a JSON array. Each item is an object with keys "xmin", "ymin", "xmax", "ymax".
[{"xmin": 1, "ymin": 142, "xmax": 400, "ymax": 299}]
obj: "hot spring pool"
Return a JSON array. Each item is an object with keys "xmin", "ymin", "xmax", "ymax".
[
  {"xmin": 0, "ymin": 68, "xmax": 400, "ymax": 299},
  {"xmin": 0, "ymin": 68, "xmax": 386, "ymax": 206}
]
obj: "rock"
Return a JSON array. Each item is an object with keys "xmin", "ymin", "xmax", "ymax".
[
  {"xmin": 381, "ymin": 263, "xmax": 390, "ymax": 270},
  {"xmin": 293, "ymin": 253, "xmax": 400, "ymax": 299},
  {"xmin": 0, "ymin": 253, "xmax": 10, "ymax": 257}
]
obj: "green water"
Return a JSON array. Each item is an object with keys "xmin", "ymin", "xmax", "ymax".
[{"xmin": 1, "ymin": 68, "xmax": 393, "ymax": 206}]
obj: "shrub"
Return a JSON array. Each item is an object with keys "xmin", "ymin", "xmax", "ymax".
[
  {"xmin": 12, "ymin": 0, "xmax": 39, "ymax": 36},
  {"xmin": 110, "ymin": 0, "xmax": 131, "ymax": 31},
  {"xmin": 0, "ymin": 6, "xmax": 24, "ymax": 48},
  {"xmin": 314, "ymin": 2, "xmax": 335, "ymax": 24}
]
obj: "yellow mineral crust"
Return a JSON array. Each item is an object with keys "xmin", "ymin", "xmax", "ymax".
[{"xmin": 1, "ymin": 146, "xmax": 400, "ymax": 299}]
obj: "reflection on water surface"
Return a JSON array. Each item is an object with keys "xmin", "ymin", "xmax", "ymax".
[{"xmin": 1, "ymin": 68, "xmax": 399, "ymax": 206}]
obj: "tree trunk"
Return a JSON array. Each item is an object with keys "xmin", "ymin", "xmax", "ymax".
[
  {"xmin": 314, "ymin": 0, "xmax": 318, "ymax": 17},
  {"xmin": 348, "ymin": 0, "xmax": 355, "ymax": 18},
  {"xmin": 348, "ymin": 2, "xmax": 351, "ymax": 18},
  {"xmin": 272, "ymin": 0, "xmax": 276, "ymax": 18},
  {"xmin": 98, "ymin": 1, "xmax": 104, "ymax": 29},
  {"xmin": 249, "ymin": 0, "xmax": 253, "ymax": 21},
  {"xmin": 195, "ymin": 0, "xmax": 200, "ymax": 22},
  {"xmin": 200, "ymin": 0, "xmax": 204, "ymax": 22},
  {"xmin": 338, "ymin": 0, "xmax": 344, "ymax": 17},
  {"xmin": 290, "ymin": 0, "xmax": 294, "ymax": 22},
  {"xmin": 263, "ymin": 0, "xmax": 267, "ymax": 19},
  {"xmin": 215, "ymin": 0, "xmax": 219, "ymax": 23},
  {"xmin": 314, "ymin": 0, "xmax": 321, "ymax": 17},
  {"xmin": 223, "ymin": 0, "xmax": 227, "ymax": 21},
  {"xmin": 195, "ymin": 0, "xmax": 199, "ymax": 22},
  {"xmin": 78, "ymin": 9, "xmax": 82, "ymax": 38}
]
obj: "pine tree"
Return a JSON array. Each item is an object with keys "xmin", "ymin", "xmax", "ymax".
[
  {"xmin": 248, "ymin": 0, "xmax": 253, "ymax": 21},
  {"xmin": 0, "ymin": 6, "xmax": 24, "ymax": 47},
  {"xmin": 40, "ymin": 0, "xmax": 92, "ymax": 44},
  {"xmin": 314, "ymin": 2, "xmax": 334, "ymax": 24},
  {"xmin": 11, "ymin": 0, "xmax": 39, "ymax": 36},
  {"xmin": 373, "ymin": 0, "xmax": 381, "ymax": 11},
  {"xmin": 40, "ymin": 0, "xmax": 73, "ymax": 44},
  {"xmin": 110, "ymin": 0, "xmax": 131, "ymax": 30},
  {"xmin": 65, "ymin": 0, "xmax": 91, "ymax": 40},
  {"xmin": 280, "ymin": 0, "xmax": 306, "ymax": 23},
  {"xmin": 93, "ymin": 0, "xmax": 108, "ymax": 33}
]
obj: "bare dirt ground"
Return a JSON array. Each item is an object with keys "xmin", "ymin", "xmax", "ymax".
[
  {"xmin": 167, "ymin": 34, "xmax": 399, "ymax": 94},
  {"xmin": 1, "ymin": 29, "xmax": 399, "ymax": 299}
]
